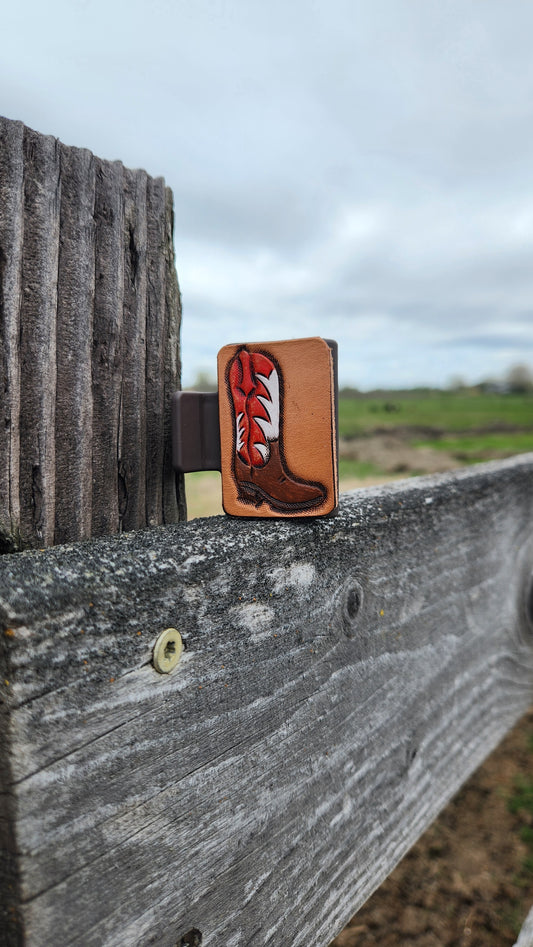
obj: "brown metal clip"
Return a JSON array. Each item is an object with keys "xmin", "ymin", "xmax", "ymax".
[{"xmin": 171, "ymin": 391, "xmax": 221, "ymax": 473}]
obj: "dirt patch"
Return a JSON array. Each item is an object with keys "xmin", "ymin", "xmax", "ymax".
[
  {"xmin": 330, "ymin": 709, "xmax": 533, "ymax": 947},
  {"xmin": 340, "ymin": 435, "xmax": 460, "ymax": 475}
]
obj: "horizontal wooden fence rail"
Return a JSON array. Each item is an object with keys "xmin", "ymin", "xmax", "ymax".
[
  {"xmin": 0, "ymin": 116, "xmax": 184, "ymax": 552},
  {"xmin": 1, "ymin": 455, "xmax": 532, "ymax": 946}
]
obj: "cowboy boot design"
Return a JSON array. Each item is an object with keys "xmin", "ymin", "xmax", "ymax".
[{"xmin": 227, "ymin": 347, "xmax": 327, "ymax": 513}]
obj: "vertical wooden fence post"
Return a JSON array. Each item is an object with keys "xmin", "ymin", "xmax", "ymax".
[{"xmin": 0, "ymin": 117, "xmax": 185, "ymax": 551}]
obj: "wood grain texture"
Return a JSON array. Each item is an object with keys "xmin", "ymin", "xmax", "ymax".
[
  {"xmin": 0, "ymin": 119, "xmax": 24, "ymax": 552},
  {"xmin": 55, "ymin": 142, "xmax": 95, "ymax": 544},
  {"xmin": 91, "ymin": 157, "xmax": 124, "ymax": 537},
  {"xmin": 18, "ymin": 125, "xmax": 60, "ymax": 549},
  {"xmin": 0, "ymin": 116, "xmax": 184, "ymax": 550},
  {"xmin": 0, "ymin": 456, "xmax": 532, "ymax": 946},
  {"xmin": 121, "ymin": 166, "xmax": 147, "ymax": 532},
  {"xmin": 163, "ymin": 186, "xmax": 184, "ymax": 524}
]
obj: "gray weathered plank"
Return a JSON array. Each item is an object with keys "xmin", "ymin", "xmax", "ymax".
[
  {"xmin": 91, "ymin": 157, "xmax": 125, "ymax": 537},
  {"xmin": 0, "ymin": 116, "xmax": 183, "ymax": 551},
  {"xmin": 55, "ymin": 142, "xmax": 95, "ymax": 544},
  {"xmin": 0, "ymin": 455, "xmax": 532, "ymax": 946},
  {"xmin": 18, "ymin": 125, "xmax": 60, "ymax": 549},
  {"xmin": 120, "ymin": 166, "xmax": 148, "ymax": 532},
  {"xmin": 163, "ymin": 185, "xmax": 184, "ymax": 523},
  {"xmin": 0, "ymin": 119, "xmax": 24, "ymax": 552},
  {"xmin": 145, "ymin": 177, "xmax": 183, "ymax": 526}
]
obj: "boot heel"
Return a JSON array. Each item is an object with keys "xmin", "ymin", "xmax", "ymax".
[
  {"xmin": 237, "ymin": 483, "xmax": 265, "ymax": 508},
  {"xmin": 238, "ymin": 484, "xmax": 257, "ymax": 501}
]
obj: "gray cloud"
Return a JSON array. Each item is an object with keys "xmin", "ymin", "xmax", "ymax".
[{"xmin": 2, "ymin": 0, "xmax": 533, "ymax": 387}]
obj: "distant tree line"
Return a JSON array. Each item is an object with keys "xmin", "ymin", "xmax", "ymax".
[
  {"xmin": 455, "ymin": 363, "xmax": 533, "ymax": 395},
  {"xmin": 187, "ymin": 370, "xmax": 217, "ymax": 392},
  {"xmin": 339, "ymin": 363, "xmax": 533, "ymax": 398},
  {"xmin": 503, "ymin": 363, "xmax": 533, "ymax": 393},
  {"xmin": 187, "ymin": 363, "xmax": 533, "ymax": 397}
]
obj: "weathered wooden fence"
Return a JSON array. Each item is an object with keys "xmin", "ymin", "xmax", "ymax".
[
  {"xmin": 0, "ymin": 117, "xmax": 184, "ymax": 552},
  {"xmin": 1, "ymin": 117, "xmax": 533, "ymax": 947}
]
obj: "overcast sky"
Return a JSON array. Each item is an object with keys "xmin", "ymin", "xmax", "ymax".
[{"xmin": 3, "ymin": 0, "xmax": 533, "ymax": 388}]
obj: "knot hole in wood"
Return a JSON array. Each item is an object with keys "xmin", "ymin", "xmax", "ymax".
[
  {"xmin": 177, "ymin": 930, "xmax": 202, "ymax": 946},
  {"xmin": 511, "ymin": 539, "xmax": 533, "ymax": 652},
  {"xmin": 341, "ymin": 579, "xmax": 364, "ymax": 638},
  {"xmin": 516, "ymin": 554, "xmax": 533, "ymax": 650},
  {"xmin": 526, "ymin": 571, "xmax": 533, "ymax": 637},
  {"xmin": 402, "ymin": 732, "xmax": 421, "ymax": 778}
]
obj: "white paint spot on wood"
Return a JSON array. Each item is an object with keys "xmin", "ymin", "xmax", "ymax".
[
  {"xmin": 181, "ymin": 554, "xmax": 207, "ymax": 570},
  {"xmin": 231, "ymin": 602, "xmax": 275, "ymax": 635},
  {"xmin": 269, "ymin": 562, "xmax": 316, "ymax": 593},
  {"xmin": 330, "ymin": 794, "xmax": 354, "ymax": 828}
]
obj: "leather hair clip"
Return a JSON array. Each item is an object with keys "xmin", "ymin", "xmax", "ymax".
[{"xmin": 172, "ymin": 337, "xmax": 338, "ymax": 518}]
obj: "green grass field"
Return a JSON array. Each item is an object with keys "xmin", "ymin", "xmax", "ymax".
[
  {"xmin": 338, "ymin": 458, "xmax": 387, "ymax": 480},
  {"xmin": 338, "ymin": 390, "xmax": 533, "ymax": 438},
  {"xmin": 414, "ymin": 431, "xmax": 533, "ymax": 458}
]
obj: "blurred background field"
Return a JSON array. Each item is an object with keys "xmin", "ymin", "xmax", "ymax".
[{"xmin": 184, "ymin": 384, "xmax": 533, "ymax": 519}]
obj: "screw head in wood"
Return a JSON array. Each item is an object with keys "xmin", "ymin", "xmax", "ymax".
[{"xmin": 153, "ymin": 628, "xmax": 183, "ymax": 674}]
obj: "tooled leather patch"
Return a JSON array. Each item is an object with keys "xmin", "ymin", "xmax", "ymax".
[
  {"xmin": 228, "ymin": 348, "xmax": 326, "ymax": 513},
  {"xmin": 223, "ymin": 345, "xmax": 331, "ymax": 515}
]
